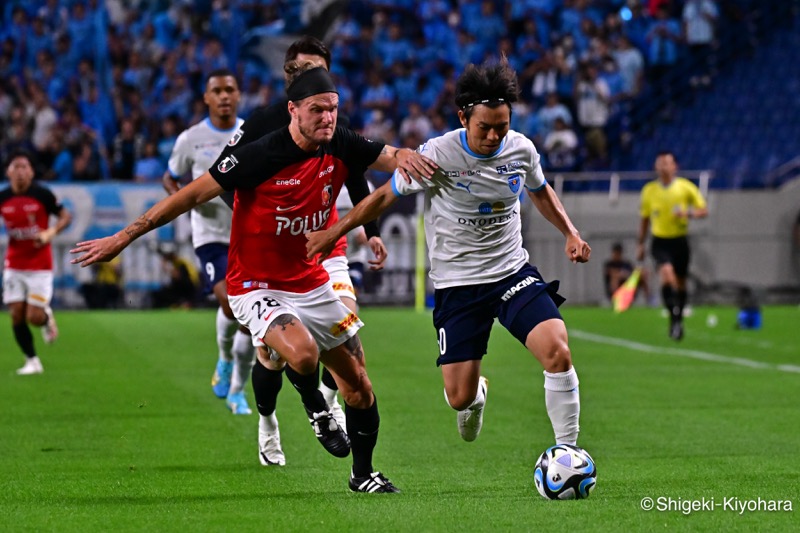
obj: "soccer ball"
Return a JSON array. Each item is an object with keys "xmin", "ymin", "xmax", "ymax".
[{"xmin": 534, "ymin": 444, "xmax": 597, "ymax": 500}]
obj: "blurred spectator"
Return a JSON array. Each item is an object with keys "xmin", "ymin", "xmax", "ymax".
[
  {"xmin": 538, "ymin": 93, "xmax": 573, "ymax": 139},
  {"xmin": 399, "ymin": 102, "xmax": 433, "ymax": 140},
  {"xmin": 238, "ymin": 76, "xmax": 272, "ymax": 118},
  {"xmin": 134, "ymin": 141, "xmax": 165, "ymax": 183},
  {"xmin": 646, "ymin": 5, "xmax": 683, "ymax": 114},
  {"xmin": 575, "ymin": 62, "xmax": 610, "ymax": 168},
  {"xmin": 156, "ymin": 115, "xmax": 179, "ymax": 166},
  {"xmin": 612, "ymin": 35, "xmax": 645, "ymax": 98},
  {"xmin": 362, "ymin": 109, "xmax": 396, "ymax": 145},
  {"xmin": 543, "ymin": 117, "xmax": 579, "ymax": 172},
  {"xmin": 111, "ymin": 117, "xmax": 144, "ymax": 181},
  {"xmin": 682, "ymin": 0, "xmax": 719, "ymax": 88},
  {"xmin": 27, "ymin": 85, "xmax": 58, "ymax": 153}
]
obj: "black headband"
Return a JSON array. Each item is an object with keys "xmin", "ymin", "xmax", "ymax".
[
  {"xmin": 286, "ymin": 67, "xmax": 338, "ymax": 102},
  {"xmin": 461, "ymin": 98, "xmax": 506, "ymax": 110}
]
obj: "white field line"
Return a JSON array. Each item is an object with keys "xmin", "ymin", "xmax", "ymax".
[{"xmin": 570, "ymin": 330, "xmax": 800, "ymax": 374}]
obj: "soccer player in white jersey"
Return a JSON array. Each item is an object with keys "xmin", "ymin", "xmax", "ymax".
[
  {"xmin": 307, "ymin": 61, "xmax": 592, "ymax": 454},
  {"xmin": 162, "ymin": 69, "xmax": 256, "ymax": 415}
]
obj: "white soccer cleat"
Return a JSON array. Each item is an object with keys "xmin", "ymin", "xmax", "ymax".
[
  {"xmin": 42, "ymin": 308, "xmax": 58, "ymax": 344},
  {"xmin": 258, "ymin": 416, "xmax": 286, "ymax": 466},
  {"xmin": 16, "ymin": 357, "xmax": 44, "ymax": 375},
  {"xmin": 457, "ymin": 376, "xmax": 488, "ymax": 442}
]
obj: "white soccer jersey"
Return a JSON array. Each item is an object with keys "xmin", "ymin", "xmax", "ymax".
[
  {"xmin": 168, "ymin": 117, "xmax": 244, "ymax": 248},
  {"xmin": 393, "ymin": 129, "xmax": 546, "ymax": 289}
]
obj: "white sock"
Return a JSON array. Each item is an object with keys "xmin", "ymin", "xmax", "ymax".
[
  {"xmin": 216, "ymin": 307, "xmax": 238, "ymax": 362},
  {"xmin": 543, "ymin": 367, "xmax": 581, "ymax": 445},
  {"xmin": 229, "ymin": 330, "xmax": 255, "ymax": 395},
  {"xmin": 319, "ymin": 382, "xmax": 338, "ymax": 406},
  {"xmin": 259, "ymin": 412, "xmax": 278, "ymax": 433}
]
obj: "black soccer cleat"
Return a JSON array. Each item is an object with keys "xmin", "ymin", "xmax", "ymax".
[
  {"xmin": 349, "ymin": 471, "xmax": 400, "ymax": 493},
  {"xmin": 306, "ymin": 408, "xmax": 350, "ymax": 458},
  {"xmin": 669, "ymin": 319, "xmax": 684, "ymax": 341}
]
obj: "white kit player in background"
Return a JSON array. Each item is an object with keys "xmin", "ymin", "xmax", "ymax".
[
  {"xmin": 308, "ymin": 61, "xmax": 591, "ymax": 462},
  {"xmin": 163, "ymin": 68, "xmax": 256, "ymax": 415}
]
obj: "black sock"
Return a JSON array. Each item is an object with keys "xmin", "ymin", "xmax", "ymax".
[
  {"xmin": 284, "ymin": 362, "xmax": 327, "ymax": 413},
  {"xmin": 251, "ymin": 358, "xmax": 283, "ymax": 417},
  {"xmin": 321, "ymin": 366, "xmax": 338, "ymax": 391},
  {"xmin": 676, "ymin": 290, "xmax": 687, "ymax": 319},
  {"xmin": 661, "ymin": 285, "xmax": 679, "ymax": 318},
  {"xmin": 346, "ymin": 395, "xmax": 380, "ymax": 478},
  {"xmin": 13, "ymin": 323, "xmax": 36, "ymax": 358}
]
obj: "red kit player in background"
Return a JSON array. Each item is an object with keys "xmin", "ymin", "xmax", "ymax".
[{"xmin": 1, "ymin": 150, "xmax": 72, "ymax": 374}]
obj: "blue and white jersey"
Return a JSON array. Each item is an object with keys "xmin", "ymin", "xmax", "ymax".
[
  {"xmin": 168, "ymin": 117, "xmax": 244, "ymax": 248},
  {"xmin": 393, "ymin": 128, "xmax": 546, "ymax": 289}
]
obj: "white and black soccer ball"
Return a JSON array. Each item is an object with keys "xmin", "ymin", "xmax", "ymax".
[{"xmin": 534, "ymin": 444, "xmax": 597, "ymax": 500}]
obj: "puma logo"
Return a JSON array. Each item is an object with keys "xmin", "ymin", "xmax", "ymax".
[{"xmin": 456, "ymin": 181, "xmax": 473, "ymax": 194}]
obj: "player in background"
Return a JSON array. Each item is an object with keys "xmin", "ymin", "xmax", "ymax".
[
  {"xmin": 212, "ymin": 36, "xmax": 387, "ymax": 466},
  {"xmin": 636, "ymin": 151, "xmax": 708, "ymax": 340},
  {"xmin": 162, "ymin": 69, "xmax": 255, "ymax": 414},
  {"xmin": 1, "ymin": 150, "xmax": 72, "ymax": 374},
  {"xmin": 71, "ymin": 66, "xmax": 437, "ymax": 492},
  {"xmin": 307, "ymin": 61, "xmax": 591, "ymax": 454},
  {"xmin": 333, "ymin": 182, "xmax": 380, "ymax": 306}
]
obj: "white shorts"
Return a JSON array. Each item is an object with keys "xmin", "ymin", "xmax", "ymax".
[
  {"xmin": 228, "ymin": 282, "xmax": 363, "ymax": 352},
  {"xmin": 2, "ymin": 269, "xmax": 53, "ymax": 307},
  {"xmin": 323, "ymin": 256, "xmax": 356, "ymax": 302}
]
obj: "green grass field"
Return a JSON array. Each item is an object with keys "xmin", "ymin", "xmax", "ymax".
[{"xmin": 1, "ymin": 305, "xmax": 798, "ymax": 532}]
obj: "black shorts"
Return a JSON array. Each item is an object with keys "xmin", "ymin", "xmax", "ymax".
[
  {"xmin": 195, "ymin": 243, "xmax": 229, "ymax": 293},
  {"xmin": 432, "ymin": 264, "xmax": 565, "ymax": 366},
  {"xmin": 651, "ymin": 236, "xmax": 690, "ymax": 277}
]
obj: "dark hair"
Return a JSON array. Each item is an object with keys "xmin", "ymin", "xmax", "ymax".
[
  {"xmin": 656, "ymin": 150, "xmax": 677, "ymax": 162},
  {"xmin": 611, "ymin": 242, "xmax": 623, "ymax": 253},
  {"xmin": 5, "ymin": 148, "xmax": 35, "ymax": 168},
  {"xmin": 206, "ymin": 68, "xmax": 238, "ymax": 86},
  {"xmin": 284, "ymin": 36, "xmax": 331, "ymax": 70},
  {"xmin": 455, "ymin": 61, "xmax": 519, "ymax": 120}
]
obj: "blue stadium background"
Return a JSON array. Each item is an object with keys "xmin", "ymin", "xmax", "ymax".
[{"xmin": 1, "ymin": 0, "xmax": 798, "ymax": 189}]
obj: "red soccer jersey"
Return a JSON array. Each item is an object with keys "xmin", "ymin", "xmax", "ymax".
[
  {"xmin": 0, "ymin": 184, "xmax": 62, "ymax": 271},
  {"xmin": 210, "ymin": 126, "xmax": 383, "ymax": 295},
  {"xmin": 327, "ymin": 207, "xmax": 348, "ymax": 259}
]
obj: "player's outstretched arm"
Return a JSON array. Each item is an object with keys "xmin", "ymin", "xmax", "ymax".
[
  {"xmin": 370, "ymin": 146, "xmax": 437, "ymax": 183},
  {"xmin": 307, "ymin": 181, "xmax": 398, "ymax": 262},
  {"xmin": 529, "ymin": 184, "xmax": 591, "ymax": 264},
  {"xmin": 71, "ymin": 173, "xmax": 223, "ymax": 267}
]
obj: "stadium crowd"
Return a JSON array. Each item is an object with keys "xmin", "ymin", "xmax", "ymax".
[{"xmin": 0, "ymin": 0, "xmax": 749, "ymax": 181}]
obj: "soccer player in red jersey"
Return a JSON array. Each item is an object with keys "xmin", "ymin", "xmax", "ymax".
[
  {"xmin": 1, "ymin": 150, "xmax": 72, "ymax": 374},
  {"xmin": 71, "ymin": 67, "xmax": 436, "ymax": 493}
]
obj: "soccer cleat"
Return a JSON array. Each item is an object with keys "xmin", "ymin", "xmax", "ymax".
[
  {"xmin": 457, "ymin": 376, "xmax": 488, "ymax": 442},
  {"xmin": 211, "ymin": 359, "xmax": 233, "ymax": 398},
  {"xmin": 327, "ymin": 395, "xmax": 347, "ymax": 434},
  {"xmin": 258, "ymin": 418, "xmax": 286, "ymax": 466},
  {"xmin": 42, "ymin": 308, "xmax": 58, "ymax": 344},
  {"xmin": 226, "ymin": 391, "xmax": 252, "ymax": 415},
  {"xmin": 349, "ymin": 471, "xmax": 400, "ymax": 493},
  {"xmin": 669, "ymin": 317, "xmax": 684, "ymax": 341},
  {"xmin": 16, "ymin": 357, "xmax": 44, "ymax": 375},
  {"xmin": 306, "ymin": 407, "xmax": 350, "ymax": 458}
]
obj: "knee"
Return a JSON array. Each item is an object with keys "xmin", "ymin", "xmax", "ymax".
[
  {"xmin": 541, "ymin": 342, "xmax": 572, "ymax": 374},
  {"xmin": 340, "ymin": 375, "xmax": 373, "ymax": 409},
  {"xmin": 26, "ymin": 308, "xmax": 46, "ymax": 327}
]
